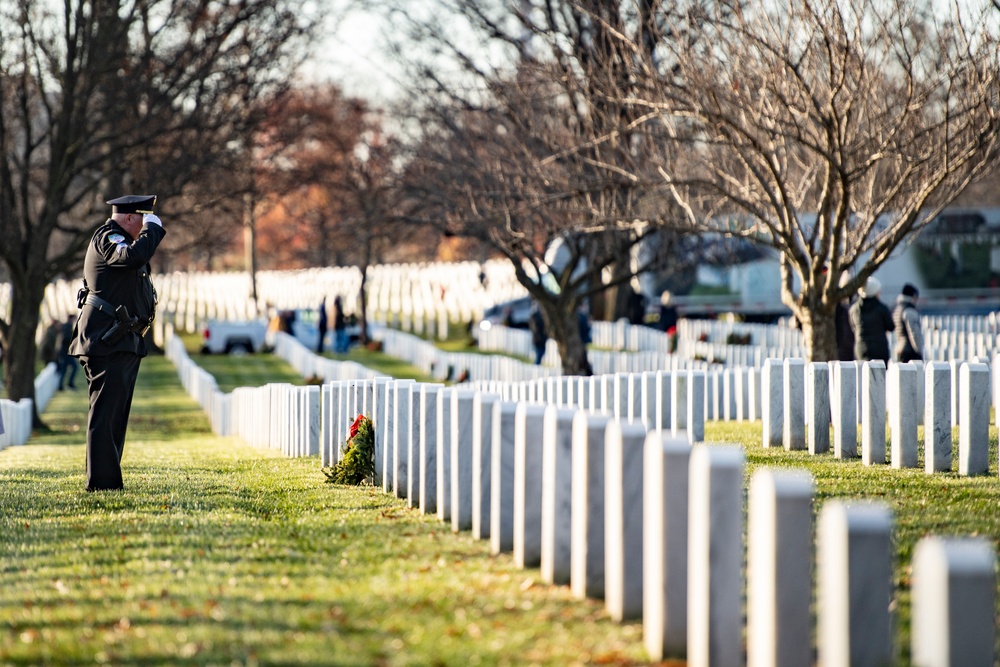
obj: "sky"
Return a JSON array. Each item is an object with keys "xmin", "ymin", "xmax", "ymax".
[
  {"xmin": 304, "ymin": 0, "xmax": 1000, "ymax": 107},
  {"xmin": 303, "ymin": 4, "xmax": 408, "ymax": 104}
]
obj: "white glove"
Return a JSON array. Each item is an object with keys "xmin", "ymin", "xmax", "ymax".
[{"xmin": 143, "ymin": 213, "xmax": 162, "ymax": 227}]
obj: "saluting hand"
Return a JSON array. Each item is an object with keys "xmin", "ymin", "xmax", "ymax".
[{"xmin": 143, "ymin": 213, "xmax": 162, "ymax": 227}]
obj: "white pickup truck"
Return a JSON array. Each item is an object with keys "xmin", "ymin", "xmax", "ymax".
[{"xmin": 200, "ymin": 319, "xmax": 268, "ymax": 355}]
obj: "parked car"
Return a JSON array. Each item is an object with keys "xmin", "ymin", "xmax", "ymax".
[
  {"xmin": 478, "ymin": 296, "xmax": 532, "ymax": 332},
  {"xmin": 265, "ymin": 308, "xmax": 361, "ymax": 352},
  {"xmin": 200, "ymin": 319, "xmax": 268, "ymax": 355}
]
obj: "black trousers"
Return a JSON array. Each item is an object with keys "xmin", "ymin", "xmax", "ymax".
[{"xmin": 80, "ymin": 352, "xmax": 141, "ymax": 491}]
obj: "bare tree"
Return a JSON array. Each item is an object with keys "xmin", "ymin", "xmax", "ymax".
[
  {"xmin": 0, "ymin": 0, "xmax": 317, "ymax": 423},
  {"xmin": 395, "ymin": 0, "xmax": 693, "ymax": 374},
  {"xmin": 253, "ymin": 86, "xmax": 409, "ymax": 343},
  {"xmin": 634, "ymin": 0, "xmax": 1000, "ymax": 359}
]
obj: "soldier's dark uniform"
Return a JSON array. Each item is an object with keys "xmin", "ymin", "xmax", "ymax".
[{"xmin": 69, "ymin": 195, "xmax": 166, "ymax": 491}]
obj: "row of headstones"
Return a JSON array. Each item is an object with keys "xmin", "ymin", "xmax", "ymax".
[
  {"xmin": 157, "ymin": 331, "xmax": 997, "ymax": 665},
  {"xmin": 678, "ymin": 318, "xmax": 803, "ymax": 353},
  {"xmin": 476, "ymin": 324, "xmax": 724, "ymax": 376},
  {"xmin": 675, "ymin": 316, "xmax": 1000, "ymax": 367},
  {"xmin": 0, "ymin": 397, "xmax": 32, "ymax": 448},
  {"xmin": 372, "ymin": 309, "xmax": 456, "ymax": 342},
  {"xmin": 476, "ymin": 325, "xmax": 678, "ymax": 373},
  {"xmin": 760, "ymin": 357, "xmax": 1000, "ymax": 475},
  {"xmin": 367, "ymin": 260, "xmax": 523, "ymax": 323},
  {"xmin": 306, "ymin": 318, "xmax": 999, "ymax": 462},
  {"xmin": 166, "ymin": 334, "xmax": 233, "ymax": 436},
  {"xmin": 37, "ymin": 259, "xmax": 525, "ymax": 344},
  {"xmin": 165, "ymin": 329, "xmax": 378, "ymax": 447},
  {"xmin": 181, "ymin": 315, "xmax": 1000, "ymax": 469},
  {"xmin": 378, "ymin": 327, "xmax": 557, "ymax": 383},
  {"xmin": 693, "ymin": 356, "xmax": 999, "ymax": 428},
  {"xmin": 319, "ymin": 380, "xmax": 996, "ymax": 666},
  {"xmin": 479, "ymin": 321, "xmax": 802, "ymax": 372},
  {"xmin": 590, "ymin": 320, "xmax": 673, "ymax": 354},
  {"xmin": 270, "ymin": 331, "xmax": 382, "ymax": 383},
  {"xmin": 925, "ymin": 312, "xmax": 1000, "ymax": 336},
  {"xmin": 0, "ymin": 362, "xmax": 69, "ymax": 449},
  {"xmin": 923, "ymin": 328, "xmax": 1000, "ymax": 362},
  {"xmin": 320, "ymin": 372, "xmax": 709, "ymax": 473}
]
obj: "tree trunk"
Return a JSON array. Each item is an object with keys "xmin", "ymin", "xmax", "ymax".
[
  {"xmin": 798, "ymin": 305, "xmax": 837, "ymax": 362},
  {"xmin": 5, "ymin": 277, "xmax": 48, "ymax": 428},
  {"xmin": 542, "ymin": 301, "xmax": 591, "ymax": 376}
]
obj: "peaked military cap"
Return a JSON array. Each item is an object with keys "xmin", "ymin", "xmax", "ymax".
[{"xmin": 107, "ymin": 194, "xmax": 157, "ymax": 214}]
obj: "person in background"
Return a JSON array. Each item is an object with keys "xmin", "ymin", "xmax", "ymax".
[
  {"xmin": 528, "ymin": 303, "xmax": 547, "ymax": 365},
  {"xmin": 577, "ymin": 300, "xmax": 592, "ymax": 347},
  {"xmin": 56, "ymin": 315, "xmax": 79, "ymax": 390},
  {"xmin": 317, "ymin": 297, "xmax": 328, "ymax": 354},
  {"xmin": 626, "ymin": 283, "xmax": 646, "ymax": 325},
  {"xmin": 657, "ymin": 290, "xmax": 678, "ymax": 333},
  {"xmin": 835, "ymin": 297, "xmax": 855, "ymax": 361},
  {"xmin": 834, "ymin": 272, "xmax": 855, "ymax": 361},
  {"xmin": 577, "ymin": 300, "xmax": 593, "ymax": 375},
  {"xmin": 848, "ymin": 276, "xmax": 893, "ymax": 362},
  {"xmin": 69, "ymin": 194, "xmax": 165, "ymax": 492},
  {"xmin": 39, "ymin": 319, "xmax": 60, "ymax": 366},
  {"xmin": 893, "ymin": 283, "xmax": 925, "ymax": 362},
  {"xmin": 333, "ymin": 296, "xmax": 348, "ymax": 354}
]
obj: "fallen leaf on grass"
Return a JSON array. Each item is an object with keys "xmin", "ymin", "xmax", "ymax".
[{"xmin": 592, "ymin": 652, "xmax": 637, "ymax": 665}]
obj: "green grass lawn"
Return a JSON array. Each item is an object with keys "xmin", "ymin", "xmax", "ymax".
[
  {"xmin": 708, "ymin": 419, "xmax": 1000, "ymax": 663},
  {"xmin": 3, "ymin": 349, "xmax": 999, "ymax": 665},
  {"xmin": 175, "ymin": 331, "xmax": 435, "ymax": 387},
  {"xmin": 0, "ymin": 355, "xmax": 646, "ymax": 666}
]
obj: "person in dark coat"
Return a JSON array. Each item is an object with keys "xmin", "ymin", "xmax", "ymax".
[
  {"xmin": 848, "ymin": 276, "xmax": 893, "ymax": 362},
  {"xmin": 658, "ymin": 291, "xmax": 679, "ymax": 333},
  {"xmin": 834, "ymin": 272, "xmax": 855, "ymax": 361},
  {"xmin": 39, "ymin": 320, "xmax": 60, "ymax": 365},
  {"xmin": 528, "ymin": 304, "xmax": 547, "ymax": 365},
  {"xmin": 834, "ymin": 300, "xmax": 855, "ymax": 361},
  {"xmin": 626, "ymin": 285, "xmax": 646, "ymax": 325},
  {"xmin": 69, "ymin": 194, "xmax": 165, "ymax": 492},
  {"xmin": 316, "ymin": 297, "xmax": 328, "ymax": 354},
  {"xmin": 333, "ymin": 296, "xmax": 348, "ymax": 354},
  {"xmin": 893, "ymin": 283, "xmax": 924, "ymax": 362},
  {"xmin": 56, "ymin": 315, "xmax": 79, "ymax": 390}
]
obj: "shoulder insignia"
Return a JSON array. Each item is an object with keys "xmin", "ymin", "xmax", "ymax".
[{"xmin": 108, "ymin": 233, "xmax": 125, "ymax": 244}]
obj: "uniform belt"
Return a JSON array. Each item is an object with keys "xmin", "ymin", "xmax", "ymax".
[{"xmin": 85, "ymin": 293, "xmax": 118, "ymax": 316}]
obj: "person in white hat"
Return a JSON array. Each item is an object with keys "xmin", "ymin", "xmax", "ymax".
[{"xmin": 848, "ymin": 276, "xmax": 893, "ymax": 361}]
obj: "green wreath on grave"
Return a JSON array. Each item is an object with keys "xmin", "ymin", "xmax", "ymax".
[{"xmin": 322, "ymin": 414, "xmax": 376, "ymax": 485}]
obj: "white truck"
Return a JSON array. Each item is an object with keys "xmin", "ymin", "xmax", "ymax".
[{"xmin": 199, "ymin": 319, "xmax": 269, "ymax": 355}]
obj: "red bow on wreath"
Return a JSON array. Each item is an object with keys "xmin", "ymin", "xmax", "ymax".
[{"xmin": 349, "ymin": 414, "xmax": 365, "ymax": 440}]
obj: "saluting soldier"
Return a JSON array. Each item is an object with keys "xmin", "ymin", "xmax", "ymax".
[{"xmin": 69, "ymin": 195, "xmax": 165, "ymax": 491}]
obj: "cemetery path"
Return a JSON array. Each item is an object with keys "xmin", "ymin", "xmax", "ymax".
[{"xmin": 0, "ymin": 356, "xmax": 649, "ymax": 666}]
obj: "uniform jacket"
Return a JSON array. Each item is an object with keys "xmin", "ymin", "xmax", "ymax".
[{"xmin": 69, "ymin": 220, "xmax": 166, "ymax": 358}]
